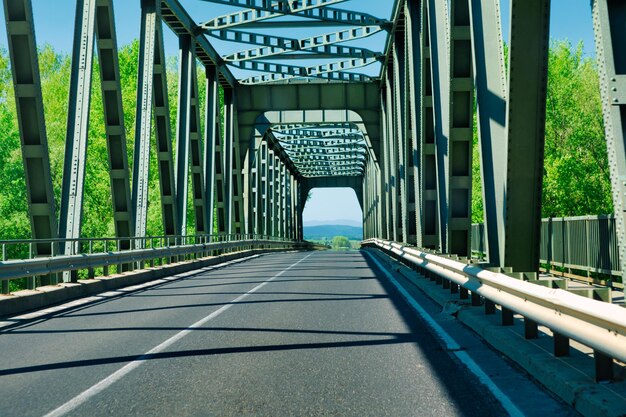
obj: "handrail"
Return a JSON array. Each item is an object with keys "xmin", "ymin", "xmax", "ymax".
[
  {"xmin": 362, "ymin": 238, "xmax": 626, "ymax": 369},
  {"xmin": 0, "ymin": 238, "xmax": 304, "ymax": 281}
]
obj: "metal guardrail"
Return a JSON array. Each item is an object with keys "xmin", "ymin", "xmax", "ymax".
[
  {"xmin": 0, "ymin": 234, "xmax": 316, "ymax": 292},
  {"xmin": 471, "ymin": 215, "xmax": 622, "ymax": 283},
  {"xmin": 363, "ymin": 238, "xmax": 626, "ymax": 382}
]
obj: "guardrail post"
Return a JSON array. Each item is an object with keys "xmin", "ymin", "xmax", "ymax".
[
  {"xmin": 501, "ymin": 307, "xmax": 514, "ymax": 326},
  {"xmin": 484, "ymin": 299, "xmax": 495, "ymax": 315},
  {"xmin": 28, "ymin": 242, "xmax": 36, "ymax": 290},
  {"xmin": 594, "ymin": 350, "xmax": 614, "ymax": 382},
  {"xmin": 88, "ymin": 240, "xmax": 95, "ymax": 278},
  {"xmin": 442, "ymin": 276, "xmax": 450, "ymax": 289},
  {"xmin": 553, "ymin": 332, "xmax": 569, "ymax": 357},
  {"xmin": 524, "ymin": 318, "xmax": 538, "ymax": 339},
  {"xmin": 470, "ymin": 291, "xmax": 481, "ymax": 306},
  {"xmin": 459, "ymin": 286, "xmax": 469, "ymax": 300},
  {"xmin": 1, "ymin": 244, "xmax": 8, "ymax": 294}
]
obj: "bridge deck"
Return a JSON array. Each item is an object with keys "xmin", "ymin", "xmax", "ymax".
[{"xmin": 0, "ymin": 251, "xmax": 572, "ymax": 416}]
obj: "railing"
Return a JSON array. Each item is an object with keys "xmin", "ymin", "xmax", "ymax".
[
  {"xmin": 362, "ymin": 238, "xmax": 626, "ymax": 382},
  {"xmin": 471, "ymin": 215, "xmax": 622, "ymax": 287},
  {"xmin": 0, "ymin": 234, "xmax": 314, "ymax": 293}
]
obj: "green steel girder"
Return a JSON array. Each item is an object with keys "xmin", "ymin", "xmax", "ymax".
[
  {"xmin": 279, "ymin": 142, "xmax": 365, "ymax": 155},
  {"xmin": 282, "ymin": 147, "xmax": 366, "ymax": 155},
  {"xmin": 290, "ymin": 151, "xmax": 366, "ymax": 159},
  {"xmin": 285, "ymin": 152, "xmax": 366, "ymax": 159},
  {"xmin": 271, "ymin": 122, "xmax": 359, "ymax": 132},
  {"xmin": 236, "ymin": 57, "xmax": 378, "ymax": 85},
  {"xmin": 160, "ymin": 0, "xmax": 237, "ymax": 87},
  {"xmin": 200, "ymin": 0, "xmax": 386, "ymax": 31},
  {"xmin": 299, "ymin": 170, "xmax": 363, "ymax": 177},
  {"xmin": 501, "ymin": 0, "xmax": 550, "ymax": 271},
  {"xmin": 203, "ymin": 65, "xmax": 220, "ymax": 235},
  {"xmin": 220, "ymin": 26, "xmax": 382, "ymax": 62},
  {"xmin": 133, "ymin": 0, "xmax": 179, "ymax": 240},
  {"xmin": 59, "ymin": 0, "xmax": 97, "ymax": 260},
  {"xmin": 592, "ymin": 0, "xmax": 626, "ymax": 280},
  {"xmin": 285, "ymin": 147, "xmax": 366, "ymax": 155},
  {"xmin": 95, "ymin": 0, "xmax": 134, "ymax": 249},
  {"xmin": 295, "ymin": 162, "xmax": 365, "ymax": 169},
  {"xmin": 2, "ymin": 0, "xmax": 59, "ymax": 259},
  {"xmin": 273, "ymin": 131, "xmax": 364, "ymax": 141},
  {"xmin": 278, "ymin": 137, "xmax": 366, "ymax": 146}
]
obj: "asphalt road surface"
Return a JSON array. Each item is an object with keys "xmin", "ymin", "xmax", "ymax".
[{"xmin": 0, "ymin": 251, "xmax": 576, "ymax": 416}]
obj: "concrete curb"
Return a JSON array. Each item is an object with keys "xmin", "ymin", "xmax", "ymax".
[
  {"xmin": 0, "ymin": 248, "xmax": 288, "ymax": 318},
  {"xmin": 366, "ymin": 248, "xmax": 626, "ymax": 417}
]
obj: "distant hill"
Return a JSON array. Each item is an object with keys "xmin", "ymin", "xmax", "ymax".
[
  {"xmin": 304, "ymin": 224, "xmax": 363, "ymax": 241},
  {"xmin": 304, "ymin": 219, "xmax": 362, "ymax": 228}
]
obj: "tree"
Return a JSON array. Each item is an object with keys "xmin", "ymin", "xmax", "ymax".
[
  {"xmin": 542, "ymin": 40, "xmax": 611, "ymax": 217},
  {"xmin": 472, "ymin": 40, "xmax": 611, "ymax": 223},
  {"xmin": 331, "ymin": 236, "xmax": 350, "ymax": 249}
]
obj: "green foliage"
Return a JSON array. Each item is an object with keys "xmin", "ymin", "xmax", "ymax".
[
  {"xmin": 0, "ymin": 41, "xmax": 217, "ymax": 244},
  {"xmin": 471, "ymin": 40, "xmax": 612, "ymax": 223},
  {"xmin": 331, "ymin": 235, "xmax": 350, "ymax": 249},
  {"xmin": 542, "ymin": 41, "xmax": 611, "ymax": 217}
]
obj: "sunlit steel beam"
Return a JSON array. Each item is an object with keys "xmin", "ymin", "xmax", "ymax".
[
  {"xmin": 271, "ymin": 122, "xmax": 359, "ymax": 132},
  {"xmin": 238, "ymin": 57, "xmax": 377, "ymax": 84},
  {"xmin": 200, "ymin": 0, "xmax": 386, "ymax": 31},
  {"xmin": 272, "ymin": 128, "xmax": 363, "ymax": 139},
  {"xmin": 221, "ymin": 26, "xmax": 382, "ymax": 62}
]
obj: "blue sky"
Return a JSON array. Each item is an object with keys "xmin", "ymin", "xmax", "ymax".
[{"xmin": 0, "ymin": 0, "xmax": 597, "ymax": 224}]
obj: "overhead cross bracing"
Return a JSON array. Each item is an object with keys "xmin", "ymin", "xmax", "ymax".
[
  {"xmin": 268, "ymin": 124, "xmax": 368, "ymax": 178},
  {"xmin": 197, "ymin": 0, "xmax": 392, "ymax": 84}
]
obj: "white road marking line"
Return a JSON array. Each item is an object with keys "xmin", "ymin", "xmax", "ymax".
[
  {"xmin": 0, "ymin": 254, "xmax": 264, "ymax": 329},
  {"xmin": 364, "ymin": 251, "xmax": 525, "ymax": 417},
  {"xmin": 42, "ymin": 252, "xmax": 313, "ymax": 417}
]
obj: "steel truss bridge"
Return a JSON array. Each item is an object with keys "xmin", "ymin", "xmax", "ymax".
[{"xmin": 1, "ymin": 0, "xmax": 626, "ymax": 416}]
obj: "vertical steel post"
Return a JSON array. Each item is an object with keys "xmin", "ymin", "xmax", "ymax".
[
  {"xmin": 152, "ymin": 21, "xmax": 178, "ymax": 238},
  {"xmin": 215, "ymin": 87, "xmax": 226, "ymax": 235},
  {"xmin": 2, "ymin": 0, "xmax": 58, "ymax": 256},
  {"xmin": 222, "ymin": 89, "xmax": 234, "ymax": 234},
  {"xmin": 592, "ymin": 0, "xmax": 626, "ymax": 279},
  {"xmin": 296, "ymin": 179, "xmax": 304, "ymax": 240},
  {"xmin": 133, "ymin": 0, "xmax": 157, "ymax": 239},
  {"xmin": 188, "ymin": 46, "xmax": 208, "ymax": 235},
  {"xmin": 421, "ymin": 0, "xmax": 439, "ymax": 249},
  {"xmin": 203, "ymin": 66, "xmax": 219, "ymax": 235},
  {"xmin": 175, "ymin": 34, "xmax": 192, "ymax": 236},
  {"xmin": 280, "ymin": 163, "xmax": 287, "ymax": 238},
  {"xmin": 427, "ymin": 0, "xmax": 473, "ymax": 255},
  {"xmin": 59, "ymin": 0, "xmax": 97, "ymax": 264},
  {"xmin": 267, "ymin": 148, "xmax": 275, "ymax": 237},
  {"xmin": 231, "ymin": 103, "xmax": 246, "ymax": 234},
  {"xmin": 274, "ymin": 155, "xmax": 281, "ymax": 237},
  {"xmin": 380, "ymin": 93, "xmax": 391, "ymax": 240},
  {"xmin": 133, "ymin": 0, "xmax": 178, "ymax": 239},
  {"xmin": 385, "ymin": 71, "xmax": 399, "ymax": 241},
  {"xmin": 407, "ymin": 0, "xmax": 426, "ymax": 247},
  {"xmin": 393, "ymin": 38, "xmax": 409, "ymax": 244},
  {"xmin": 260, "ymin": 141, "xmax": 269, "ymax": 235},
  {"xmin": 95, "ymin": 0, "xmax": 134, "ymax": 250},
  {"xmin": 503, "ymin": 0, "xmax": 550, "ymax": 271},
  {"xmin": 469, "ymin": 0, "xmax": 507, "ymax": 266},
  {"xmin": 250, "ymin": 144, "xmax": 259, "ymax": 235},
  {"xmin": 427, "ymin": 0, "xmax": 450, "ymax": 253}
]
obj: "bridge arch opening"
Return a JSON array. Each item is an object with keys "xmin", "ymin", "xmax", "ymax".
[{"xmin": 303, "ymin": 187, "xmax": 363, "ymax": 248}]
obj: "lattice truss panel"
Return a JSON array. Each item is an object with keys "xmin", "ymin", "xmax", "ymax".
[
  {"xmin": 269, "ymin": 123, "xmax": 367, "ymax": 177},
  {"xmin": 198, "ymin": 0, "xmax": 390, "ymax": 84}
]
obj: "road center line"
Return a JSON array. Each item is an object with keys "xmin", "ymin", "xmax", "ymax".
[
  {"xmin": 43, "ymin": 252, "xmax": 314, "ymax": 417},
  {"xmin": 363, "ymin": 250, "xmax": 524, "ymax": 417}
]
